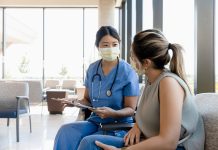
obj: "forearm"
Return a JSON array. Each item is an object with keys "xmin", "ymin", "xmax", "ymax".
[
  {"xmin": 125, "ymin": 136, "xmax": 177, "ymax": 150},
  {"xmin": 111, "ymin": 96, "xmax": 137, "ymax": 118},
  {"xmin": 110, "ymin": 107, "xmax": 135, "ymax": 118},
  {"xmin": 77, "ymin": 97, "xmax": 91, "ymax": 106}
]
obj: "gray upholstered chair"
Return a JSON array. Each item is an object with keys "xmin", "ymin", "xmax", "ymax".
[
  {"xmin": 44, "ymin": 79, "xmax": 60, "ymax": 89},
  {"xmin": 0, "ymin": 81, "xmax": 32, "ymax": 142},
  {"xmin": 62, "ymin": 79, "xmax": 77, "ymax": 95},
  {"xmin": 25, "ymin": 80, "xmax": 43, "ymax": 104},
  {"xmin": 62, "ymin": 79, "xmax": 77, "ymax": 90},
  {"xmin": 195, "ymin": 93, "xmax": 218, "ymax": 150}
]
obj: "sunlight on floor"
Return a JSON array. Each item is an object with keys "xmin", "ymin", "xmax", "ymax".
[{"xmin": 0, "ymin": 104, "xmax": 80, "ymax": 150}]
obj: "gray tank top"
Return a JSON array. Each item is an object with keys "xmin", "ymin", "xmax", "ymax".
[{"xmin": 135, "ymin": 70, "xmax": 205, "ymax": 150}]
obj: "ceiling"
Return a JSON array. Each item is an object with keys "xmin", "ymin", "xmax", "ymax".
[{"xmin": 0, "ymin": 0, "xmax": 123, "ymax": 7}]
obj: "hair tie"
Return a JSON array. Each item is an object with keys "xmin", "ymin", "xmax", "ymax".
[{"xmin": 168, "ymin": 43, "xmax": 172, "ymax": 49}]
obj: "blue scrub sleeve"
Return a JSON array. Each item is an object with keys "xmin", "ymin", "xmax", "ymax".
[
  {"xmin": 123, "ymin": 70, "xmax": 139, "ymax": 96},
  {"xmin": 84, "ymin": 67, "xmax": 91, "ymax": 88}
]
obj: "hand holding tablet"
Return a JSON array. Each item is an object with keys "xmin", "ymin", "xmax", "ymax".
[
  {"xmin": 51, "ymin": 98, "xmax": 95, "ymax": 110},
  {"xmin": 73, "ymin": 102, "xmax": 96, "ymax": 110}
]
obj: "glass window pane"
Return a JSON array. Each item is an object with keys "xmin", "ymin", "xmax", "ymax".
[
  {"xmin": 114, "ymin": 8, "xmax": 119, "ymax": 32},
  {"xmin": 163, "ymin": 0, "xmax": 194, "ymax": 93},
  {"xmin": 84, "ymin": 8, "xmax": 98, "ymax": 82},
  {"xmin": 44, "ymin": 8, "xmax": 83, "ymax": 81},
  {"xmin": 4, "ymin": 8, "xmax": 43, "ymax": 79},
  {"xmin": 0, "ymin": 9, "xmax": 2, "ymax": 79},
  {"xmin": 132, "ymin": 0, "xmax": 136, "ymax": 36},
  {"xmin": 143, "ymin": 0, "xmax": 153, "ymax": 30}
]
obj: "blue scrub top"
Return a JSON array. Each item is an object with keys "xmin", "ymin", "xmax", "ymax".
[{"xmin": 84, "ymin": 59, "xmax": 139, "ymax": 124}]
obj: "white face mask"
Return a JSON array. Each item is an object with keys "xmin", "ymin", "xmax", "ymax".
[
  {"xmin": 99, "ymin": 47, "xmax": 120, "ymax": 61},
  {"xmin": 130, "ymin": 57, "xmax": 145, "ymax": 75}
]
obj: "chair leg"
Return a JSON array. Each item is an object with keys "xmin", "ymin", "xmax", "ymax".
[
  {"xmin": 16, "ymin": 116, "xmax": 19, "ymax": 142},
  {"xmin": 29, "ymin": 115, "xmax": 32, "ymax": 133},
  {"xmin": 41, "ymin": 98, "xmax": 43, "ymax": 115},
  {"xmin": 7, "ymin": 118, "xmax": 9, "ymax": 126}
]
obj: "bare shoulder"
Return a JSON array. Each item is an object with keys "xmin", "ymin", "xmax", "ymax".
[
  {"xmin": 159, "ymin": 76, "xmax": 184, "ymax": 95},
  {"xmin": 158, "ymin": 76, "xmax": 185, "ymax": 105}
]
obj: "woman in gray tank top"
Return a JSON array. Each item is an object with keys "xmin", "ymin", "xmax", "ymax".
[{"xmin": 94, "ymin": 29, "xmax": 205, "ymax": 150}]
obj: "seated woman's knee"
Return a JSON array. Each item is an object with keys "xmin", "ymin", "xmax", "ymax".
[{"xmin": 78, "ymin": 135, "xmax": 100, "ymax": 150}]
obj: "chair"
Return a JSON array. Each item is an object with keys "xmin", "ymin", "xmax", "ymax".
[
  {"xmin": 62, "ymin": 79, "xmax": 77, "ymax": 94},
  {"xmin": 44, "ymin": 79, "xmax": 60, "ymax": 89},
  {"xmin": 76, "ymin": 86, "xmax": 85, "ymax": 100},
  {"xmin": 195, "ymin": 93, "xmax": 218, "ymax": 150},
  {"xmin": 0, "ymin": 81, "xmax": 32, "ymax": 142},
  {"xmin": 22, "ymin": 80, "xmax": 43, "ymax": 105}
]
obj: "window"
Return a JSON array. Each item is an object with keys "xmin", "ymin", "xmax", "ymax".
[
  {"xmin": 4, "ymin": 8, "xmax": 43, "ymax": 79},
  {"xmin": 44, "ymin": 8, "xmax": 83, "ymax": 80},
  {"xmin": 163, "ymin": 0, "xmax": 195, "ymax": 92},
  {"xmin": 84, "ymin": 8, "xmax": 98, "ymax": 82},
  {"xmin": 0, "ymin": 9, "xmax": 2, "ymax": 78},
  {"xmin": 143, "ymin": 0, "xmax": 153, "ymax": 30},
  {"xmin": 114, "ymin": 8, "xmax": 120, "ymax": 32},
  {"xmin": 0, "ymin": 7, "xmax": 119, "ymax": 82}
]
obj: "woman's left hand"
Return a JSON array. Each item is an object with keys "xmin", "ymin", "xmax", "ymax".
[
  {"xmin": 95, "ymin": 141, "xmax": 121, "ymax": 150},
  {"xmin": 92, "ymin": 107, "xmax": 115, "ymax": 119}
]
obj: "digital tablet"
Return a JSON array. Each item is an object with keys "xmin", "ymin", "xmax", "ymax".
[{"xmin": 74, "ymin": 102, "xmax": 96, "ymax": 110}]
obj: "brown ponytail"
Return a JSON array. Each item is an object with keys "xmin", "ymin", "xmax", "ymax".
[{"xmin": 169, "ymin": 43, "xmax": 188, "ymax": 84}]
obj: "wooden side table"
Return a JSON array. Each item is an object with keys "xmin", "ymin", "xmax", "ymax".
[{"xmin": 46, "ymin": 89, "xmax": 68, "ymax": 114}]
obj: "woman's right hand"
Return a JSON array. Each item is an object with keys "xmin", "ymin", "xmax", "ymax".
[{"xmin": 124, "ymin": 123, "xmax": 141, "ymax": 146}]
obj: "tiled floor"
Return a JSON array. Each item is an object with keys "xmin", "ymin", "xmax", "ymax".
[{"xmin": 0, "ymin": 104, "xmax": 80, "ymax": 150}]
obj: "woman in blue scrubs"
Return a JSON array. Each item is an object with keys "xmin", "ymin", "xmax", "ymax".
[{"xmin": 53, "ymin": 26, "xmax": 139, "ymax": 150}]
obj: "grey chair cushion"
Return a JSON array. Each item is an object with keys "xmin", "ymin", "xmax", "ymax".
[
  {"xmin": 23, "ymin": 80, "xmax": 43, "ymax": 104},
  {"xmin": 195, "ymin": 93, "xmax": 218, "ymax": 150},
  {"xmin": 0, "ymin": 81, "xmax": 29, "ymax": 110}
]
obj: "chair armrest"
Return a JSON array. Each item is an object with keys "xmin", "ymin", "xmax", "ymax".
[
  {"xmin": 101, "ymin": 123, "xmax": 134, "ymax": 131},
  {"xmin": 16, "ymin": 96, "xmax": 30, "ymax": 113},
  {"xmin": 43, "ymin": 87, "xmax": 50, "ymax": 92},
  {"xmin": 16, "ymin": 96, "xmax": 29, "ymax": 101}
]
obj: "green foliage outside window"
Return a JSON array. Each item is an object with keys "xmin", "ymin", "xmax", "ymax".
[{"xmin": 18, "ymin": 55, "xmax": 30, "ymax": 74}]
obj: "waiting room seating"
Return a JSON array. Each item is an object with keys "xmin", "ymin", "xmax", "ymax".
[
  {"xmin": 102, "ymin": 92, "xmax": 218, "ymax": 146},
  {"xmin": 76, "ymin": 91, "xmax": 218, "ymax": 149},
  {"xmin": 62, "ymin": 79, "xmax": 77, "ymax": 92},
  {"xmin": 76, "ymin": 85, "xmax": 85, "ymax": 100},
  {"xmin": 22, "ymin": 80, "xmax": 43, "ymax": 105},
  {"xmin": 0, "ymin": 81, "xmax": 32, "ymax": 142},
  {"xmin": 195, "ymin": 93, "xmax": 218, "ymax": 150},
  {"xmin": 44, "ymin": 79, "xmax": 60, "ymax": 90}
]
